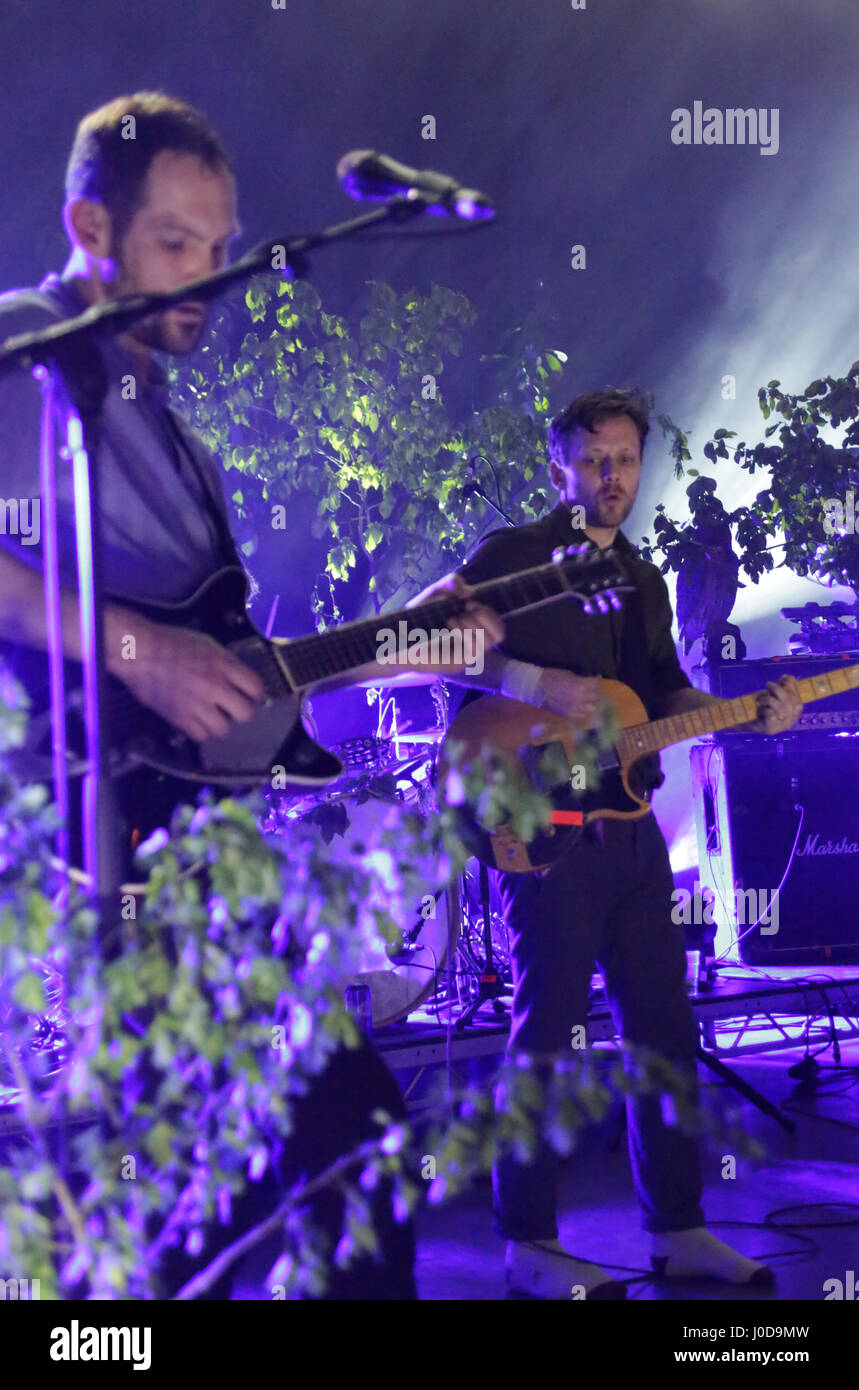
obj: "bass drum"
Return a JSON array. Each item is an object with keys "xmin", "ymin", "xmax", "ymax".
[{"xmin": 289, "ymin": 787, "xmax": 460, "ymax": 1028}]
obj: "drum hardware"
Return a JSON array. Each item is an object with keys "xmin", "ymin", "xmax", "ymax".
[
  {"xmin": 271, "ymin": 676, "xmax": 515, "ymax": 1030},
  {"xmin": 3, "ymin": 682, "xmax": 504, "ymax": 1090},
  {"xmin": 344, "ymin": 983, "xmax": 373, "ymax": 1035},
  {"xmin": 277, "ymin": 775, "xmax": 460, "ymax": 1028},
  {"xmin": 337, "ymin": 734, "xmax": 395, "ymax": 771},
  {"xmin": 366, "ymin": 678, "xmax": 449, "ymax": 760},
  {"xmin": 405, "ymin": 866, "xmax": 512, "ymax": 1028},
  {"xmin": 454, "ymin": 862, "xmax": 510, "ymax": 1029},
  {"xmin": 429, "ymin": 679, "xmax": 451, "ymax": 734}
]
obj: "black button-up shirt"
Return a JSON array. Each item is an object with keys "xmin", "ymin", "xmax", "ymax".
[{"xmin": 457, "ymin": 501, "xmax": 691, "ymax": 723}]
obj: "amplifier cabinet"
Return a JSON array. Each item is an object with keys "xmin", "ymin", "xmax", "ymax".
[{"xmin": 690, "ymin": 739, "xmax": 859, "ymax": 964}]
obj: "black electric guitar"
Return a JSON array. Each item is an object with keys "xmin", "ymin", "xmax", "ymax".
[
  {"xmin": 437, "ymin": 662, "xmax": 859, "ymax": 873},
  {"xmin": 3, "ymin": 546, "xmax": 628, "ymax": 792}
]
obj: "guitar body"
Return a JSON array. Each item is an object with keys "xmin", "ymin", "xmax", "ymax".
[
  {"xmin": 441, "ymin": 653, "xmax": 859, "ymax": 874},
  {"xmin": 438, "ymin": 680, "xmax": 655, "ymax": 873},
  {"xmin": 1, "ymin": 566, "xmax": 343, "ymax": 791}
]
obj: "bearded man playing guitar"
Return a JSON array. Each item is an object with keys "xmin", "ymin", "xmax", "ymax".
[
  {"xmin": 0, "ymin": 91, "xmax": 502, "ymax": 1300},
  {"xmin": 0, "ymin": 93, "xmax": 501, "ymax": 861},
  {"xmin": 450, "ymin": 388, "xmax": 802, "ymax": 1300}
]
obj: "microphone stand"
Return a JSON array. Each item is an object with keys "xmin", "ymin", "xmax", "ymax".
[
  {"xmin": 40, "ymin": 341, "xmax": 123, "ymax": 944},
  {"xmin": 0, "ymin": 194, "xmax": 490, "ymax": 943},
  {"xmin": 466, "ymin": 481, "xmax": 516, "ymax": 528},
  {"xmin": 456, "ymin": 456, "xmax": 514, "ymax": 1027},
  {"xmin": 464, "ymin": 455, "xmax": 516, "ymax": 529}
]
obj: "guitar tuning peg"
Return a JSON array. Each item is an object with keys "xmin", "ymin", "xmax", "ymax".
[
  {"xmin": 608, "ymin": 590, "xmax": 623, "ymax": 610},
  {"xmin": 582, "ymin": 600, "xmax": 594, "ymax": 616},
  {"xmin": 594, "ymin": 594, "xmax": 610, "ymax": 614},
  {"xmin": 552, "ymin": 546, "xmax": 565, "ymax": 565}
]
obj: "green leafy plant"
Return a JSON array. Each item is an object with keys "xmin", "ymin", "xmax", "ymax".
[
  {"xmin": 642, "ymin": 365, "xmax": 859, "ymax": 598},
  {"xmin": 170, "ymin": 278, "xmax": 561, "ymax": 623}
]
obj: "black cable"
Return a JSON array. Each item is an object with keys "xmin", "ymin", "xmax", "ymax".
[
  {"xmin": 764, "ymin": 1201, "xmax": 859, "ymax": 1231},
  {"xmin": 704, "ymin": 1218, "xmax": 817, "ymax": 1263}
]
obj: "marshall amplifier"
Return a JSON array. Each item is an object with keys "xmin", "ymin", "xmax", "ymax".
[
  {"xmin": 707, "ymin": 653, "xmax": 859, "ymax": 732},
  {"xmin": 690, "ymin": 739, "xmax": 859, "ymax": 965}
]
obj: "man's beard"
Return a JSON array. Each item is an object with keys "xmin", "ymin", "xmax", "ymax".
[
  {"xmin": 127, "ymin": 313, "xmax": 170, "ymax": 352},
  {"xmin": 585, "ymin": 490, "xmax": 635, "ymax": 529},
  {"xmin": 111, "ymin": 259, "xmax": 206, "ymax": 355},
  {"xmin": 125, "ymin": 304, "xmax": 206, "ymax": 356}
]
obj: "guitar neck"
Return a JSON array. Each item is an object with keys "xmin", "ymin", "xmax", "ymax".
[
  {"xmin": 279, "ymin": 555, "xmax": 613, "ymax": 690},
  {"xmin": 618, "ymin": 662, "xmax": 859, "ymax": 763}
]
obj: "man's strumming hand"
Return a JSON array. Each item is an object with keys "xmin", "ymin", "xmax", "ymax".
[{"xmin": 107, "ymin": 611, "xmax": 265, "ymax": 743}]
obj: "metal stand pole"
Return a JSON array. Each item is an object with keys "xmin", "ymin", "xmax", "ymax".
[
  {"xmin": 42, "ymin": 338, "xmax": 122, "ymax": 945},
  {"xmin": 35, "ymin": 370, "xmax": 70, "ymax": 874}
]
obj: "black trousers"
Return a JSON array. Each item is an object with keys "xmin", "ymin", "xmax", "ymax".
[
  {"xmin": 492, "ymin": 814, "xmax": 705, "ymax": 1240},
  {"xmin": 154, "ymin": 1037, "xmax": 418, "ymax": 1300},
  {"xmin": 66, "ymin": 774, "xmax": 417, "ymax": 1299}
]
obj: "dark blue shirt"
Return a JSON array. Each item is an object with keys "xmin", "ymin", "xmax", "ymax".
[{"xmin": 0, "ymin": 273, "xmax": 233, "ymax": 603}]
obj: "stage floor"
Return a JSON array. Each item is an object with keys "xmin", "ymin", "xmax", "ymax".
[
  {"xmin": 414, "ymin": 1033, "xmax": 859, "ymax": 1301},
  {"xmin": 374, "ymin": 963, "xmax": 859, "ymax": 1301}
]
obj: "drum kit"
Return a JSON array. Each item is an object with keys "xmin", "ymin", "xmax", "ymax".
[{"xmin": 264, "ymin": 679, "xmax": 512, "ymax": 1030}]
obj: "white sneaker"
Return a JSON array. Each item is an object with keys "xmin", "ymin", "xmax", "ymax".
[{"xmin": 505, "ymin": 1240, "xmax": 626, "ymax": 1300}]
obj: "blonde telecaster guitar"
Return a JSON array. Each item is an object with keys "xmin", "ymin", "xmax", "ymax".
[{"xmin": 438, "ymin": 662, "xmax": 859, "ymax": 873}]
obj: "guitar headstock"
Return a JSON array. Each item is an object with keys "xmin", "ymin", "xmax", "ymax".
[{"xmin": 551, "ymin": 543, "xmax": 631, "ymax": 616}]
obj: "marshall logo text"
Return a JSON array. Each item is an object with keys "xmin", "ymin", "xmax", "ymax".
[{"xmin": 797, "ymin": 834, "xmax": 859, "ymax": 858}]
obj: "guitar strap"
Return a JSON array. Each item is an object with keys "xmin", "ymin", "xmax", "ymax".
[
  {"xmin": 616, "ymin": 583, "xmax": 656, "ymax": 715},
  {"xmin": 616, "ymin": 580, "xmax": 665, "ymax": 792}
]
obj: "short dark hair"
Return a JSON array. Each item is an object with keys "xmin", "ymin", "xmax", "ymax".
[
  {"xmin": 65, "ymin": 91, "xmax": 233, "ymax": 242},
  {"xmin": 548, "ymin": 387, "xmax": 651, "ymax": 466}
]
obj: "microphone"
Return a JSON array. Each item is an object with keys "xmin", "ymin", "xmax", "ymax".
[{"xmin": 336, "ymin": 149, "xmax": 494, "ymax": 221}]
